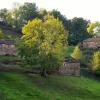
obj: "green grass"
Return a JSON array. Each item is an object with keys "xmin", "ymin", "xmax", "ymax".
[{"xmin": 0, "ymin": 72, "xmax": 100, "ymax": 100}]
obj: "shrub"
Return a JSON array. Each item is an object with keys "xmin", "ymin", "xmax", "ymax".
[
  {"xmin": 0, "ymin": 29, "xmax": 4, "ymax": 39},
  {"xmin": 81, "ymin": 49, "xmax": 93, "ymax": 67},
  {"xmin": 91, "ymin": 51, "xmax": 100, "ymax": 74},
  {"xmin": 71, "ymin": 45, "xmax": 82, "ymax": 60}
]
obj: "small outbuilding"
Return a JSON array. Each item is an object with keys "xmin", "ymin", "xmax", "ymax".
[
  {"xmin": 59, "ymin": 57, "xmax": 80, "ymax": 76},
  {"xmin": 0, "ymin": 39, "xmax": 17, "ymax": 55}
]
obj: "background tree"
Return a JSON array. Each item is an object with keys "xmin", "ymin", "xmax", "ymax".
[
  {"xmin": 68, "ymin": 17, "xmax": 91, "ymax": 45},
  {"xmin": 0, "ymin": 2, "xmax": 39, "ymax": 31},
  {"xmin": 10, "ymin": 8, "xmax": 20, "ymax": 29},
  {"xmin": 0, "ymin": 3, "xmax": 93, "ymax": 44},
  {"xmin": 4, "ymin": 3, "xmax": 22, "ymax": 30},
  {"xmin": 19, "ymin": 15, "xmax": 68, "ymax": 77},
  {"xmin": 49, "ymin": 11, "xmax": 91, "ymax": 45},
  {"xmin": 18, "ymin": 3, "xmax": 39, "ymax": 24},
  {"xmin": 38, "ymin": 8, "xmax": 48, "ymax": 19},
  {"xmin": 0, "ymin": 8, "xmax": 8, "ymax": 24},
  {"xmin": 50, "ymin": 9, "xmax": 71, "ymax": 31},
  {"xmin": 87, "ymin": 22, "xmax": 100, "ymax": 37}
]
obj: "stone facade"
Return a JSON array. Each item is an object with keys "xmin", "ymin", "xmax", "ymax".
[
  {"xmin": 59, "ymin": 57, "xmax": 80, "ymax": 76},
  {"xmin": 82, "ymin": 37, "xmax": 100, "ymax": 49},
  {"xmin": 0, "ymin": 40, "xmax": 17, "ymax": 55}
]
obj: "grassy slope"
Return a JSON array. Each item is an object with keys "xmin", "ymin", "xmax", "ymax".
[{"xmin": 0, "ymin": 72, "xmax": 100, "ymax": 100}]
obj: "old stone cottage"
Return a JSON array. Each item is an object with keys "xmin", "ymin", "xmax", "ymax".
[
  {"xmin": 0, "ymin": 39, "xmax": 17, "ymax": 55},
  {"xmin": 82, "ymin": 37, "xmax": 100, "ymax": 49},
  {"xmin": 59, "ymin": 57, "xmax": 80, "ymax": 76}
]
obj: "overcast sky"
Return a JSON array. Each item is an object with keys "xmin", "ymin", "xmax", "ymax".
[{"xmin": 0, "ymin": 0, "xmax": 100, "ymax": 22}]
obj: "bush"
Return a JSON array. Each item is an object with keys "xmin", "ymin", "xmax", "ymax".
[
  {"xmin": 71, "ymin": 45, "xmax": 82, "ymax": 60},
  {"xmin": 91, "ymin": 51, "xmax": 100, "ymax": 74},
  {"xmin": 81, "ymin": 49, "xmax": 93, "ymax": 67},
  {"xmin": 0, "ymin": 29, "xmax": 4, "ymax": 39}
]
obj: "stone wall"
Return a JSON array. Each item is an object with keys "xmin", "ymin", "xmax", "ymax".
[
  {"xmin": 59, "ymin": 62, "xmax": 80, "ymax": 76},
  {"xmin": 0, "ymin": 44, "xmax": 17, "ymax": 55}
]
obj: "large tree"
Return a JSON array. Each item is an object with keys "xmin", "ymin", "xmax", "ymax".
[{"xmin": 19, "ymin": 15, "xmax": 68, "ymax": 77}]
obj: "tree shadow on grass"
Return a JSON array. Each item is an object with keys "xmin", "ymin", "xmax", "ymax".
[
  {"xmin": 27, "ymin": 74, "xmax": 100, "ymax": 99},
  {"xmin": 0, "ymin": 72, "xmax": 100, "ymax": 100},
  {"xmin": 0, "ymin": 72, "xmax": 50, "ymax": 100},
  {"xmin": 81, "ymin": 68, "xmax": 100, "ymax": 81}
]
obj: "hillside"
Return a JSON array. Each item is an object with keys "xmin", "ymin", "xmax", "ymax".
[{"xmin": 0, "ymin": 72, "xmax": 100, "ymax": 100}]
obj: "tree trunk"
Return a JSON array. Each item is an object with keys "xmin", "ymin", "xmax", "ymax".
[{"xmin": 41, "ymin": 68, "xmax": 47, "ymax": 77}]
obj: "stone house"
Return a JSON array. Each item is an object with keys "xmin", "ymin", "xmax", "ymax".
[
  {"xmin": 82, "ymin": 37, "xmax": 100, "ymax": 49},
  {"xmin": 59, "ymin": 57, "xmax": 80, "ymax": 76},
  {"xmin": 0, "ymin": 39, "xmax": 17, "ymax": 55}
]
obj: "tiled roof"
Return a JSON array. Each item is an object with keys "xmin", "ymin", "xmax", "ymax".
[
  {"xmin": 83, "ymin": 37, "xmax": 100, "ymax": 42},
  {"xmin": 64, "ymin": 57, "xmax": 79, "ymax": 63},
  {"xmin": 0, "ymin": 39, "xmax": 14, "ymax": 45}
]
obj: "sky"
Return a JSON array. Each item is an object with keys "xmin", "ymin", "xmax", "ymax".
[{"xmin": 0, "ymin": 0, "xmax": 100, "ymax": 22}]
